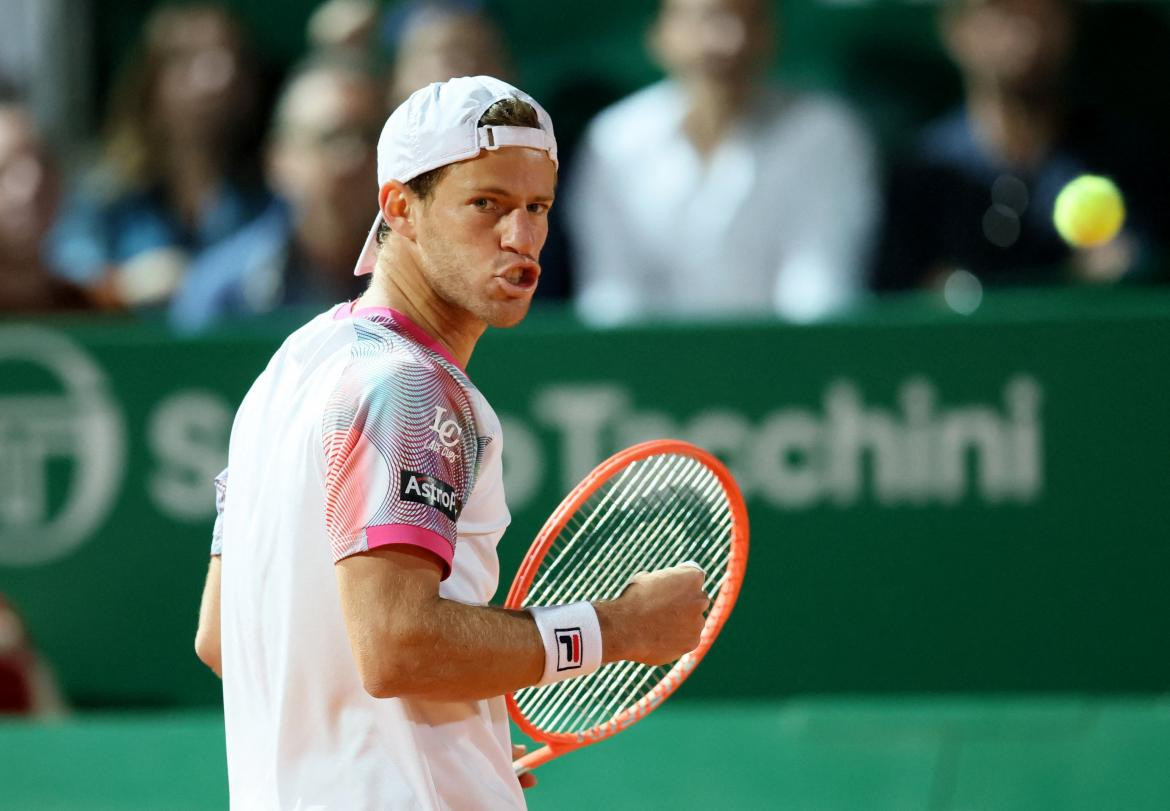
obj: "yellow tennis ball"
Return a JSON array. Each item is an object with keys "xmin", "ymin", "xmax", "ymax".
[{"xmin": 1053, "ymin": 175, "xmax": 1125, "ymax": 248}]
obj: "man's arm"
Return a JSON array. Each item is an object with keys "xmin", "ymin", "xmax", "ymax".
[
  {"xmin": 336, "ymin": 546, "xmax": 706, "ymax": 702},
  {"xmin": 194, "ymin": 556, "xmax": 222, "ymax": 678}
]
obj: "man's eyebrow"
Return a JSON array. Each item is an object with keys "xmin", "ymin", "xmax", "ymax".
[{"xmin": 467, "ymin": 186, "xmax": 555, "ymax": 202}]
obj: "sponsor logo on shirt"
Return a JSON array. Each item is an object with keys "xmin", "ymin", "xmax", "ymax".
[
  {"xmin": 427, "ymin": 406, "xmax": 462, "ymax": 463},
  {"xmin": 430, "ymin": 405, "xmax": 463, "ymax": 448},
  {"xmin": 555, "ymin": 627, "xmax": 584, "ymax": 671},
  {"xmin": 399, "ymin": 470, "xmax": 461, "ymax": 521}
]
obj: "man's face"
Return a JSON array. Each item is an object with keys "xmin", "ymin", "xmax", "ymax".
[
  {"xmin": 270, "ymin": 71, "xmax": 383, "ymax": 226},
  {"xmin": 945, "ymin": 0, "xmax": 1072, "ymax": 92},
  {"xmin": 153, "ymin": 10, "xmax": 251, "ymax": 138},
  {"xmin": 0, "ymin": 108, "xmax": 58, "ymax": 260},
  {"xmin": 652, "ymin": 0, "xmax": 773, "ymax": 86},
  {"xmin": 390, "ymin": 11, "xmax": 509, "ymax": 107},
  {"xmin": 409, "ymin": 146, "xmax": 556, "ymax": 329}
]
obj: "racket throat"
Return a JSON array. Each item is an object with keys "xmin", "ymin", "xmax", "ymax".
[{"xmin": 512, "ymin": 742, "xmax": 567, "ymax": 775}]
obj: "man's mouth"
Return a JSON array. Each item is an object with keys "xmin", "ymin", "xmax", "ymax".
[{"xmin": 497, "ymin": 263, "xmax": 540, "ymax": 292}]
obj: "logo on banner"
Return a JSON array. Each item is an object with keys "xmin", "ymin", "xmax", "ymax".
[
  {"xmin": 555, "ymin": 627, "xmax": 584, "ymax": 671},
  {"xmin": 399, "ymin": 470, "xmax": 461, "ymax": 521},
  {"xmin": 0, "ymin": 327, "xmax": 125, "ymax": 566}
]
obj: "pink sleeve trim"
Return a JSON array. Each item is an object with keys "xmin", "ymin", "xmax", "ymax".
[{"xmin": 366, "ymin": 523, "xmax": 455, "ymax": 580}]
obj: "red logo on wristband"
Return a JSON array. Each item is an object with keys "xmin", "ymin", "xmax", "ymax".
[{"xmin": 555, "ymin": 627, "xmax": 583, "ymax": 671}]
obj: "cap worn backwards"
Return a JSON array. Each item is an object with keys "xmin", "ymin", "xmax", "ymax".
[{"xmin": 353, "ymin": 75, "xmax": 558, "ymax": 277}]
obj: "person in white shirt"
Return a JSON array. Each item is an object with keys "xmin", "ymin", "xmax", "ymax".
[
  {"xmin": 193, "ymin": 75, "xmax": 709, "ymax": 810},
  {"xmin": 566, "ymin": 0, "xmax": 878, "ymax": 325}
]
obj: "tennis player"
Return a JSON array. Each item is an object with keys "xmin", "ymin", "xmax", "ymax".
[{"xmin": 194, "ymin": 75, "xmax": 709, "ymax": 810}]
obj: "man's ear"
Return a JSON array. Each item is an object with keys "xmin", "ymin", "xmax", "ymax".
[{"xmin": 380, "ymin": 181, "xmax": 417, "ymax": 241}]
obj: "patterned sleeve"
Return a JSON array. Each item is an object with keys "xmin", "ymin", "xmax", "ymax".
[
  {"xmin": 210, "ymin": 468, "xmax": 228, "ymax": 557},
  {"xmin": 322, "ymin": 356, "xmax": 479, "ymax": 579}
]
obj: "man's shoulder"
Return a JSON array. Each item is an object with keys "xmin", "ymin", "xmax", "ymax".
[{"xmin": 331, "ymin": 320, "xmax": 473, "ymax": 410}]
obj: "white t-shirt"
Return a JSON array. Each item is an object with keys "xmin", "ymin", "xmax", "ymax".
[
  {"xmin": 212, "ymin": 303, "xmax": 522, "ymax": 810},
  {"xmin": 566, "ymin": 80, "xmax": 878, "ymax": 324}
]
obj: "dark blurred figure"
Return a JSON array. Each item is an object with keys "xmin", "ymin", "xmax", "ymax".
[
  {"xmin": 0, "ymin": 594, "xmax": 67, "ymax": 716},
  {"xmin": 0, "ymin": 91, "xmax": 90, "ymax": 315},
  {"xmin": 169, "ymin": 54, "xmax": 382, "ymax": 332},
  {"xmin": 47, "ymin": 4, "xmax": 269, "ymax": 310},
  {"xmin": 566, "ymin": 0, "xmax": 877, "ymax": 325},
  {"xmin": 873, "ymin": 0, "xmax": 1169, "ymax": 293}
]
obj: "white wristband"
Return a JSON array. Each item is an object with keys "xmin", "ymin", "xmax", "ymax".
[{"xmin": 527, "ymin": 601, "xmax": 603, "ymax": 686}]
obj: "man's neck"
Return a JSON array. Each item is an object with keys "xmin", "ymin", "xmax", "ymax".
[
  {"xmin": 681, "ymin": 78, "xmax": 753, "ymax": 157},
  {"xmin": 966, "ymin": 82, "xmax": 1061, "ymax": 169},
  {"xmin": 357, "ymin": 255, "xmax": 484, "ymax": 370}
]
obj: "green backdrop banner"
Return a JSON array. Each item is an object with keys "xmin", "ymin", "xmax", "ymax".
[{"xmin": 2, "ymin": 291, "xmax": 1169, "ymax": 707}]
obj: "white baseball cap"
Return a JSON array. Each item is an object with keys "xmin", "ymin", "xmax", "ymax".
[{"xmin": 353, "ymin": 75, "xmax": 558, "ymax": 276}]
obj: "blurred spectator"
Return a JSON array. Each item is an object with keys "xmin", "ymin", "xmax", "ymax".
[
  {"xmin": 47, "ymin": 3, "xmax": 269, "ymax": 310},
  {"xmin": 384, "ymin": 1, "xmax": 511, "ymax": 107},
  {"xmin": 308, "ymin": 0, "xmax": 381, "ymax": 52},
  {"xmin": 0, "ymin": 0, "xmax": 92, "ymax": 154},
  {"xmin": 169, "ymin": 54, "xmax": 381, "ymax": 332},
  {"xmin": 872, "ymin": 0, "xmax": 1170, "ymax": 292},
  {"xmin": 0, "ymin": 594, "xmax": 67, "ymax": 717},
  {"xmin": 566, "ymin": 0, "xmax": 878, "ymax": 325},
  {"xmin": 0, "ymin": 91, "xmax": 91, "ymax": 314}
]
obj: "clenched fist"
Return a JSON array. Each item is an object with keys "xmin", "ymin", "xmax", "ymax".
[{"xmin": 595, "ymin": 563, "xmax": 710, "ymax": 666}]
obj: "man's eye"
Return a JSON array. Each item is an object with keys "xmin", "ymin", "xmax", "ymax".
[
  {"xmin": 527, "ymin": 203, "xmax": 549, "ymax": 215},
  {"xmin": 473, "ymin": 198, "xmax": 493, "ymax": 210}
]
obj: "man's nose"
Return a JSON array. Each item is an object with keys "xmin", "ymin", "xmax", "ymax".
[
  {"xmin": 500, "ymin": 208, "xmax": 540, "ymax": 255},
  {"xmin": 701, "ymin": 12, "xmax": 747, "ymax": 58}
]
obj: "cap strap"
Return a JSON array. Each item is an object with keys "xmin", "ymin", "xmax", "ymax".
[{"xmin": 477, "ymin": 125, "xmax": 558, "ymax": 165}]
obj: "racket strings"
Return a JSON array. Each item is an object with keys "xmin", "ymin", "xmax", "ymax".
[
  {"xmin": 535, "ymin": 455, "xmax": 716, "ymax": 607},
  {"xmin": 540, "ymin": 659, "xmax": 671, "ymax": 733},
  {"xmin": 527, "ymin": 458, "xmax": 670, "ymax": 606},
  {"xmin": 523, "ymin": 456, "xmax": 727, "ymax": 619},
  {"xmin": 534, "ymin": 454, "xmax": 683, "ymax": 601},
  {"xmin": 524, "ymin": 459, "xmax": 648, "ymax": 599},
  {"xmin": 519, "ymin": 519, "xmax": 720, "ymax": 727},
  {"xmin": 515, "ymin": 452, "xmax": 734, "ymax": 735},
  {"xmin": 535, "ymin": 459, "xmax": 709, "ymax": 610}
]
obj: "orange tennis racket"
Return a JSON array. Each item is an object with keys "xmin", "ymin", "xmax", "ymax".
[{"xmin": 505, "ymin": 439, "xmax": 749, "ymax": 774}]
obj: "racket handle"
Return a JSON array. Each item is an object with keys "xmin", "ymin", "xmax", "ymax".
[{"xmin": 513, "ymin": 743, "xmax": 566, "ymax": 775}]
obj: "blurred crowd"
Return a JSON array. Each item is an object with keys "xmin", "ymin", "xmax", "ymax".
[
  {"xmin": 0, "ymin": 594, "xmax": 66, "ymax": 717},
  {"xmin": 2, "ymin": 0, "xmax": 1168, "ymax": 330}
]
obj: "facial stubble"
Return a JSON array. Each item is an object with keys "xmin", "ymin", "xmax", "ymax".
[{"xmin": 416, "ymin": 216, "xmax": 534, "ymax": 330}]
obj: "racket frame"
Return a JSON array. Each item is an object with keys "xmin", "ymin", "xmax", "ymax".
[{"xmin": 505, "ymin": 439, "xmax": 749, "ymax": 772}]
